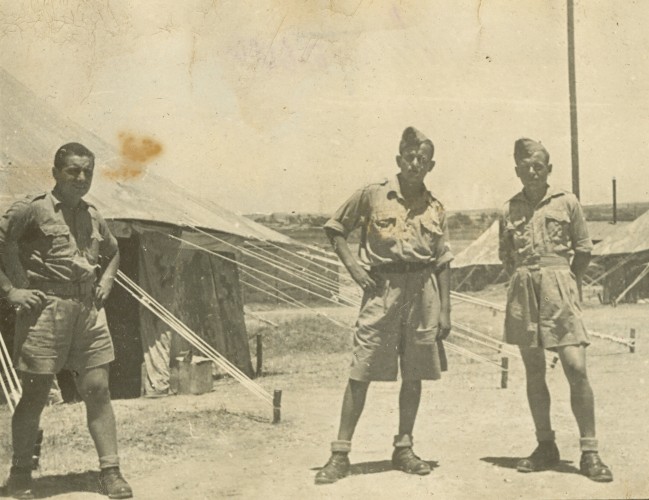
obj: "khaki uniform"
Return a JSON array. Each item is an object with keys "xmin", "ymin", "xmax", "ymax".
[
  {"xmin": 499, "ymin": 186, "xmax": 593, "ymax": 350},
  {"xmin": 325, "ymin": 176, "xmax": 453, "ymax": 381},
  {"xmin": 0, "ymin": 192, "xmax": 118, "ymax": 373}
]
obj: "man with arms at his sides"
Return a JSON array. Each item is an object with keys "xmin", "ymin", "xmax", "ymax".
[
  {"xmin": 315, "ymin": 127, "xmax": 452, "ymax": 484},
  {"xmin": 499, "ymin": 138, "xmax": 613, "ymax": 482},
  {"xmin": 0, "ymin": 143, "xmax": 133, "ymax": 499}
]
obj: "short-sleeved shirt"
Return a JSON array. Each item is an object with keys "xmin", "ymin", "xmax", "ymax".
[
  {"xmin": 324, "ymin": 176, "xmax": 453, "ymax": 268},
  {"xmin": 0, "ymin": 191, "xmax": 118, "ymax": 286},
  {"xmin": 499, "ymin": 186, "xmax": 593, "ymax": 269}
]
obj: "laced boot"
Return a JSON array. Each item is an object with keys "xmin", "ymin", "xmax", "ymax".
[
  {"xmin": 516, "ymin": 441, "xmax": 560, "ymax": 473},
  {"xmin": 315, "ymin": 440, "xmax": 351, "ymax": 485},
  {"xmin": 99, "ymin": 467, "xmax": 133, "ymax": 499},
  {"xmin": 4, "ymin": 466, "xmax": 34, "ymax": 500},
  {"xmin": 580, "ymin": 452, "xmax": 613, "ymax": 482},
  {"xmin": 391, "ymin": 435, "xmax": 431, "ymax": 475}
]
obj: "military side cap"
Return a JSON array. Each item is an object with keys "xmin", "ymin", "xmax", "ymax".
[
  {"xmin": 400, "ymin": 127, "xmax": 434, "ymax": 156},
  {"xmin": 514, "ymin": 138, "xmax": 549, "ymax": 163}
]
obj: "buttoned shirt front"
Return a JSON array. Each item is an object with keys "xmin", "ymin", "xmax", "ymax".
[
  {"xmin": 0, "ymin": 191, "xmax": 118, "ymax": 285},
  {"xmin": 324, "ymin": 176, "xmax": 453, "ymax": 267},
  {"xmin": 499, "ymin": 185, "xmax": 593, "ymax": 268}
]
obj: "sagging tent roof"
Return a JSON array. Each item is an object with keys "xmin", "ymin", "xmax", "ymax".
[
  {"xmin": 0, "ymin": 66, "xmax": 292, "ymax": 245},
  {"xmin": 453, "ymin": 220, "xmax": 501, "ymax": 268},
  {"xmin": 587, "ymin": 221, "xmax": 630, "ymax": 244},
  {"xmin": 592, "ymin": 209, "xmax": 649, "ymax": 256}
]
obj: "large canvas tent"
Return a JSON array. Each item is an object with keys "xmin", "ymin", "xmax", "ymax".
[
  {"xmin": 0, "ymin": 67, "xmax": 296, "ymax": 398},
  {"xmin": 451, "ymin": 221, "xmax": 505, "ymax": 291},
  {"xmin": 592, "ymin": 210, "xmax": 649, "ymax": 304}
]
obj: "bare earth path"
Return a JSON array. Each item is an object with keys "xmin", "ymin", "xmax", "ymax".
[{"xmin": 2, "ymin": 302, "xmax": 648, "ymax": 499}]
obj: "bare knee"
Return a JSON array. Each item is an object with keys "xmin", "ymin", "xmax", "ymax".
[{"xmin": 79, "ymin": 382, "xmax": 111, "ymax": 405}]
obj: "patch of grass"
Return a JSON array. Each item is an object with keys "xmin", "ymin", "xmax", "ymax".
[{"xmin": 248, "ymin": 312, "xmax": 354, "ymax": 358}]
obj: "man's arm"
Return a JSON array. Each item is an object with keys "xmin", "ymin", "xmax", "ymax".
[
  {"xmin": 571, "ymin": 251, "xmax": 591, "ymax": 279},
  {"xmin": 435, "ymin": 262, "xmax": 451, "ymax": 339},
  {"xmin": 94, "ymin": 248, "xmax": 120, "ymax": 308},
  {"xmin": 325, "ymin": 228, "xmax": 377, "ymax": 294},
  {"xmin": 0, "ymin": 201, "xmax": 46, "ymax": 312}
]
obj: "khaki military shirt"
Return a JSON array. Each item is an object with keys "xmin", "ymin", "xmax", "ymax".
[
  {"xmin": 499, "ymin": 186, "xmax": 593, "ymax": 269},
  {"xmin": 0, "ymin": 192, "xmax": 118, "ymax": 285},
  {"xmin": 324, "ymin": 176, "xmax": 453, "ymax": 268}
]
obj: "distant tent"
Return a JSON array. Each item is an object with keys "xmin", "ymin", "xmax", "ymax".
[
  {"xmin": 451, "ymin": 221, "xmax": 506, "ymax": 291},
  {"xmin": 0, "ymin": 67, "xmax": 297, "ymax": 398},
  {"xmin": 592, "ymin": 210, "xmax": 649, "ymax": 304}
]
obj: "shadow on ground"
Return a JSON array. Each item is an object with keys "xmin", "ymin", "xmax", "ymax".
[
  {"xmin": 311, "ymin": 459, "xmax": 440, "ymax": 477},
  {"xmin": 0, "ymin": 470, "xmax": 101, "ymax": 499},
  {"xmin": 481, "ymin": 457, "xmax": 579, "ymax": 475}
]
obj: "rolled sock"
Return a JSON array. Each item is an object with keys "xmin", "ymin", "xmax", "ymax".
[
  {"xmin": 99, "ymin": 455, "xmax": 120, "ymax": 470},
  {"xmin": 580, "ymin": 437, "xmax": 599, "ymax": 453},
  {"xmin": 535, "ymin": 430, "xmax": 555, "ymax": 443},
  {"xmin": 330, "ymin": 440, "xmax": 351, "ymax": 453},
  {"xmin": 393, "ymin": 434, "xmax": 414, "ymax": 448}
]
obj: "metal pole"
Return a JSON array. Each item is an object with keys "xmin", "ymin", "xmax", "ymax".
[
  {"xmin": 567, "ymin": 0, "xmax": 580, "ymax": 199},
  {"xmin": 612, "ymin": 177, "xmax": 617, "ymax": 224}
]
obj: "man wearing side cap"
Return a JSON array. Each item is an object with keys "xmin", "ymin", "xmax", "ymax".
[
  {"xmin": 0, "ymin": 143, "xmax": 133, "ymax": 498},
  {"xmin": 498, "ymin": 138, "xmax": 613, "ymax": 482},
  {"xmin": 315, "ymin": 127, "xmax": 453, "ymax": 484}
]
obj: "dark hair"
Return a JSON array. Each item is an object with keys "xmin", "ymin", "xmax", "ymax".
[{"xmin": 54, "ymin": 143, "xmax": 95, "ymax": 169}]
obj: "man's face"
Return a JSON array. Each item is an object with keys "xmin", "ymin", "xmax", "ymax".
[
  {"xmin": 53, "ymin": 154, "xmax": 95, "ymax": 199},
  {"xmin": 396, "ymin": 143, "xmax": 435, "ymax": 186},
  {"xmin": 515, "ymin": 151, "xmax": 552, "ymax": 190}
]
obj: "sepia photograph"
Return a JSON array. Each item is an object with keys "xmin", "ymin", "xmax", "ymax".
[{"xmin": 1, "ymin": 1, "xmax": 648, "ymax": 499}]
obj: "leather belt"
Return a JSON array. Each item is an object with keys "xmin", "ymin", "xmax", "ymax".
[
  {"xmin": 31, "ymin": 280, "xmax": 96, "ymax": 298},
  {"xmin": 371, "ymin": 261, "xmax": 436, "ymax": 274}
]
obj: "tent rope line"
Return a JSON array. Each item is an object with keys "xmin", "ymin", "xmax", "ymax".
[
  {"xmin": 116, "ymin": 271, "xmax": 274, "ymax": 407},
  {"xmin": 185, "ymin": 222, "xmax": 357, "ymax": 305},
  {"xmin": 0, "ymin": 332, "xmax": 21, "ymax": 413}
]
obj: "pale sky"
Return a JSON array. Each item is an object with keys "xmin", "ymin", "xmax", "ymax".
[{"xmin": 1, "ymin": 0, "xmax": 648, "ymax": 214}]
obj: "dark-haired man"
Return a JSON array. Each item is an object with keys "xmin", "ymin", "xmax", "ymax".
[
  {"xmin": 0, "ymin": 143, "xmax": 132, "ymax": 499},
  {"xmin": 499, "ymin": 138, "xmax": 613, "ymax": 482},
  {"xmin": 315, "ymin": 127, "xmax": 453, "ymax": 484}
]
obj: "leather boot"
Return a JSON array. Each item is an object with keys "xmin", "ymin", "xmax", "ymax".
[
  {"xmin": 517, "ymin": 441, "xmax": 560, "ymax": 472},
  {"xmin": 99, "ymin": 467, "xmax": 133, "ymax": 499}
]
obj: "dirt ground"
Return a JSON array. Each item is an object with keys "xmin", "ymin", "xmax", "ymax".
[{"xmin": 2, "ymin": 297, "xmax": 648, "ymax": 500}]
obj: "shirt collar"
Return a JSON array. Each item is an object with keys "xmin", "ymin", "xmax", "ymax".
[
  {"xmin": 510, "ymin": 184, "xmax": 563, "ymax": 206},
  {"xmin": 48, "ymin": 191, "xmax": 89, "ymax": 212},
  {"xmin": 386, "ymin": 175, "xmax": 434, "ymax": 205}
]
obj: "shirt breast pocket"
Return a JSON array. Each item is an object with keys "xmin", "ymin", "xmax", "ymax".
[
  {"xmin": 419, "ymin": 214, "xmax": 443, "ymax": 239},
  {"xmin": 544, "ymin": 211, "xmax": 571, "ymax": 251},
  {"xmin": 369, "ymin": 212, "xmax": 398, "ymax": 241},
  {"xmin": 40, "ymin": 224, "xmax": 73, "ymax": 257},
  {"xmin": 506, "ymin": 218, "xmax": 529, "ymax": 250}
]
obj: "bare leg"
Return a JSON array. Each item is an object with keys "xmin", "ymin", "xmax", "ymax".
[
  {"xmin": 74, "ymin": 365, "xmax": 118, "ymax": 460},
  {"xmin": 398, "ymin": 380, "xmax": 421, "ymax": 436},
  {"xmin": 12, "ymin": 374, "xmax": 53, "ymax": 468},
  {"xmin": 336, "ymin": 379, "xmax": 370, "ymax": 441},
  {"xmin": 519, "ymin": 346, "xmax": 552, "ymax": 434},
  {"xmin": 557, "ymin": 345, "xmax": 595, "ymax": 438}
]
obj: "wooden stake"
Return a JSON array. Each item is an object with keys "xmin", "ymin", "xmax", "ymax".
[
  {"xmin": 630, "ymin": 328, "xmax": 636, "ymax": 354},
  {"xmin": 500, "ymin": 357, "xmax": 509, "ymax": 389},
  {"xmin": 273, "ymin": 389, "xmax": 282, "ymax": 424},
  {"xmin": 256, "ymin": 333, "xmax": 263, "ymax": 377}
]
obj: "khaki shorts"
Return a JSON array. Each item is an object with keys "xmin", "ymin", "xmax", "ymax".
[
  {"xmin": 13, "ymin": 295, "xmax": 114, "ymax": 375},
  {"xmin": 504, "ymin": 265, "xmax": 590, "ymax": 350},
  {"xmin": 350, "ymin": 268, "xmax": 445, "ymax": 382}
]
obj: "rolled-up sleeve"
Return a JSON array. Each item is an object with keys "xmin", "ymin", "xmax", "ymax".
[
  {"xmin": 323, "ymin": 188, "xmax": 367, "ymax": 238},
  {"xmin": 435, "ymin": 211, "xmax": 454, "ymax": 268},
  {"xmin": 95, "ymin": 211, "xmax": 119, "ymax": 259},
  {"xmin": 568, "ymin": 197, "xmax": 593, "ymax": 254},
  {"xmin": 0, "ymin": 199, "xmax": 32, "ymax": 285}
]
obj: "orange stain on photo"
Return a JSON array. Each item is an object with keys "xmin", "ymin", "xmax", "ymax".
[{"xmin": 103, "ymin": 133, "xmax": 163, "ymax": 181}]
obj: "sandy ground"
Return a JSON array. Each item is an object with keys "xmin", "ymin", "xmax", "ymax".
[{"xmin": 2, "ymin": 302, "xmax": 648, "ymax": 499}]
